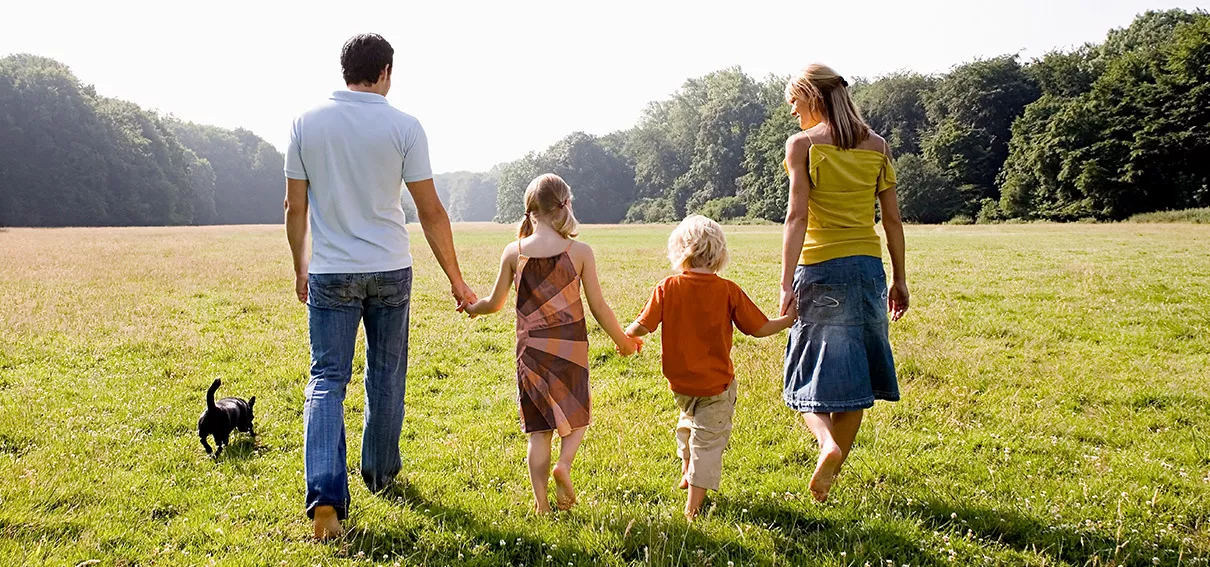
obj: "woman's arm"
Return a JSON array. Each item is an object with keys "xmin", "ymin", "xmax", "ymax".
[
  {"xmin": 878, "ymin": 188, "xmax": 909, "ymax": 321},
  {"xmin": 464, "ymin": 244, "xmax": 517, "ymax": 317},
  {"xmin": 578, "ymin": 244, "xmax": 639, "ymax": 355},
  {"xmin": 780, "ymin": 134, "xmax": 813, "ymax": 316}
]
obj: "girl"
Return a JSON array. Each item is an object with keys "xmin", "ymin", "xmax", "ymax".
[
  {"xmin": 779, "ymin": 64, "xmax": 910, "ymax": 503},
  {"xmin": 465, "ymin": 173, "xmax": 640, "ymax": 514}
]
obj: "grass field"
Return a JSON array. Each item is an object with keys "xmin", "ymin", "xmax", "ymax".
[{"xmin": 1, "ymin": 223, "xmax": 1208, "ymax": 566}]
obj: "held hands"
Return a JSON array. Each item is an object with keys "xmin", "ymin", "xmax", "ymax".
[
  {"xmin": 888, "ymin": 280, "xmax": 910, "ymax": 321},
  {"xmin": 617, "ymin": 333, "xmax": 643, "ymax": 357},
  {"xmin": 779, "ymin": 287, "xmax": 796, "ymax": 317},
  {"xmin": 451, "ymin": 280, "xmax": 479, "ymax": 314}
]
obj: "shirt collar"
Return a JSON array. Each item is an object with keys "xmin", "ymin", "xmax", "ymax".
[{"xmin": 331, "ymin": 90, "xmax": 389, "ymax": 104}]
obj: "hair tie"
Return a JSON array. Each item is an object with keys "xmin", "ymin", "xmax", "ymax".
[{"xmin": 839, "ymin": 77, "xmax": 849, "ymax": 88}]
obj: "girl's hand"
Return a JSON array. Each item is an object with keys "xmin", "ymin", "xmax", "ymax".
[
  {"xmin": 616, "ymin": 336, "xmax": 642, "ymax": 357},
  {"xmin": 888, "ymin": 280, "xmax": 909, "ymax": 321}
]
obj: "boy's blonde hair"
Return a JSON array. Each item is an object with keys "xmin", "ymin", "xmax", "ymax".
[
  {"xmin": 518, "ymin": 173, "xmax": 579, "ymax": 239},
  {"xmin": 667, "ymin": 215, "xmax": 729, "ymax": 273},
  {"xmin": 785, "ymin": 63, "xmax": 870, "ymax": 150}
]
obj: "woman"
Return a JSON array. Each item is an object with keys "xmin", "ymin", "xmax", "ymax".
[{"xmin": 779, "ymin": 63, "xmax": 909, "ymax": 503}]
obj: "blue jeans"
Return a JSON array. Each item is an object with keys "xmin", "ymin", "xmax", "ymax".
[{"xmin": 304, "ymin": 268, "xmax": 412, "ymax": 520}]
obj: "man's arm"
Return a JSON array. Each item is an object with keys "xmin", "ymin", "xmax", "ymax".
[
  {"xmin": 285, "ymin": 178, "xmax": 310, "ymax": 303},
  {"xmin": 406, "ymin": 178, "xmax": 477, "ymax": 310}
]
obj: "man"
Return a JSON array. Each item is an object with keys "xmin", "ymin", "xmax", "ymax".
[{"xmin": 284, "ymin": 33, "xmax": 476, "ymax": 539}]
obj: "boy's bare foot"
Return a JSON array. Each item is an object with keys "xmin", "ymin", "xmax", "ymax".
[
  {"xmin": 678, "ymin": 475, "xmax": 689, "ymax": 490},
  {"xmin": 678, "ymin": 459, "xmax": 689, "ymax": 489},
  {"xmin": 312, "ymin": 505, "xmax": 343, "ymax": 540},
  {"xmin": 552, "ymin": 464, "xmax": 576, "ymax": 510},
  {"xmin": 684, "ymin": 508, "xmax": 699, "ymax": 522},
  {"xmin": 809, "ymin": 443, "xmax": 844, "ymax": 503}
]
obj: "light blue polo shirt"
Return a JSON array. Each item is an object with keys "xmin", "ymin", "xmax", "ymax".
[{"xmin": 285, "ymin": 90, "xmax": 432, "ymax": 274}]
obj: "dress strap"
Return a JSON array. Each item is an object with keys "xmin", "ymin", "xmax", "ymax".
[{"xmin": 563, "ymin": 239, "xmax": 575, "ymax": 253}]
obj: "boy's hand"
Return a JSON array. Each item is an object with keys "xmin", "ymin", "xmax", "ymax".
[
  {"xmin": 615, "ymin": 336, "xmax": 642, "ymax": 357},
  {"xmin": 785, "ymin": 295, "xmax": 798, "ymax": 320}
]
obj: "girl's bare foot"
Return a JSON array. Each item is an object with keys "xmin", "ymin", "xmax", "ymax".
[
  {"xmin": 312, "ymin": 505, "xmax": 343, "ymax": 540},
  {"xmin": 534, "ymin": 500, "xmax": 553, "ymax": 515},
  {"xmin": 552, "ymin": 464, "xmax": 576, "ymax": 510},
  {"xmin": 809, "ymin": 443, "xmax": 844, "ymax": 502}
]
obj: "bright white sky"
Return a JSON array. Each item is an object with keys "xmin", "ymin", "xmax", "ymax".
[{"xmin": 2, "ymin": 0, "xmax": 1206, "ymax": 173}]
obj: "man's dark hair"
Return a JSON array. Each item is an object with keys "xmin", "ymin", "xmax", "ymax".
[{"xmin": 341, "ymin": 34, "xmax": 394, "ymax": 85}]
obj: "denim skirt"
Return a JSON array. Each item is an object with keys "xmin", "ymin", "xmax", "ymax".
[{"xmin": 783, "ymin": 256, "xmax": 899, "ymax": 413}]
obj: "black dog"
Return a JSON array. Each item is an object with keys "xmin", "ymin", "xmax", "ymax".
[{"xmin": 198, "ymin": 379, "xmax": 256, "ymax": 457}]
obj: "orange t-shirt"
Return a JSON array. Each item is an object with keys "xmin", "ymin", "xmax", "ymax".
[{"xmin": 635, "ymin": 272, "xmax": 770, "ymax": 397}]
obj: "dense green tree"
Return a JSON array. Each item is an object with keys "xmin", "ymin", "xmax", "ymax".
[
  {"xmin": 922, "ymin": 56, "xmax": 1040, "ymax": 205},
  {"xmin": 852, "ymin": 72, "xmax": 937, "ymax": 156},
  {"xmin": 436, "ymin": 171, "xmax": 497, "ymax": 222},
  {"xmin": 168, "ymin": 121, "xmax": 285, "ymax": 224},
  {"xmin": 894, "ymin": 154, "xmax": 964, "ymax": 223}
]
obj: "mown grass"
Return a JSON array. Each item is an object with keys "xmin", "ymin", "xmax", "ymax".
[{"xmin": 0, "ymin": 223, "xmax": 1208, "ymax": 566}]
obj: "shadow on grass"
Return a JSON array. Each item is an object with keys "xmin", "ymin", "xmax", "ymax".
[
  {"xmin": 903, "ymin": 500, "xmax": 1149, "ymax": 566},
  {"xmin": 343, "ymin": 482, "xmax": 600, "ymax": 565},
  {"xmin": 710, "ymin": 494, "xmax": 946, "ymax": 565}
]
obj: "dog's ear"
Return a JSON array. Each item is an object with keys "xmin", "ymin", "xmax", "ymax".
[{"xmin": 248, "ymin": 396, "xmax": 256, "ymax": 409}]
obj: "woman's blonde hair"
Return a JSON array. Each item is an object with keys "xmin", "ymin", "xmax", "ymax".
[
  {"xmin": 785, "ymin": 63, "xmax": 870, "ymax": 150},
  {"xmin": 667, "ymin": 215, "xmax": 728, "ymax": 273},
  {"xmin": 517, "ymin": 173, "xmax": 579, "ymax": 239}
]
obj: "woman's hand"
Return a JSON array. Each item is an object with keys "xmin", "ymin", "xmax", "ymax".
[
  {"xmin": 888, "ymin": 280, "xmax": 909, "ymax": 321},
  {"xmin": 779, "ymin": 287, "xmax": 796, "ymax": 317}
]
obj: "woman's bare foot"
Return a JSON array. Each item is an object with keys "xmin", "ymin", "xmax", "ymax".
[
  {"xmin": 809, "ymin": 443, "xmax": 844, "ymax": 502},
  {"xmin": 552, "ymin": 464, "xmax": 576, "ymax": 510},
  {"xmin": 312, "ymin": 505, "xmax": 343, "ymax": 540}
]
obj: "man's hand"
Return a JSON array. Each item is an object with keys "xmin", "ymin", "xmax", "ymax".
[
  {"xmin": 295, "ymin": 273, "xmax": 309, "ymax": 304},
  {"xmin": 452, "ymin": 280, "xmax": 478, "ymax": 312}
]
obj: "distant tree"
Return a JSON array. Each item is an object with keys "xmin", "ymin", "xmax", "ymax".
[
  {"xmin": 922, "ymin": 56, "xmax": 1040, "ymax": 206},
  {"xmin": 168, "ymin": 121, "xmax": 285, "ymax": 224},
  {"xmin": 894, "ymin": 154, "xmax": 963, "ymax": 223},
  {"xmin": 852, "ymin": 71, "xmax": 937, "ymax": 156}
]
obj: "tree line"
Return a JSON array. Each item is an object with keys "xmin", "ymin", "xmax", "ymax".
[
  {"xmin": 493, "ymin": 9, "xmax": 1208, "ymax": 224},
  {"xmin": 0, "ymin": 55, "xmax": 290, "ymax": 226},
  {"xmin": 2, "ymin": 9, "xmax": 1204, "ymax": 227}
]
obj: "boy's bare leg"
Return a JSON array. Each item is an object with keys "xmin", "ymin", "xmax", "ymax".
[
  {"xmin": 552, "ymin": 427, "xmax": 586, "ymax": 510},
  {"xmin": 528, "ymin": 431, "xmax": 554, "ymax": 514},
  {"xmin": 678, "ymin": 458, "xmax": 689, "ymax": 489},
  {"xmin": 684, "ymin": 484, "xmax": 708, "ymax": 520},
  {"xmin": 312, "ymin": 505, "xmax": 343, "ymax": 540},
  {"xmin": 801, "ymin": 412, "xmax": 844, "ymax": 502}
]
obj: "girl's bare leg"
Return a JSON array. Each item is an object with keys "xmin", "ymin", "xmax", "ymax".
[
  {"xmin": 528, "ymin": 431, "xmax": 554, "ymax": 514},
  {"xmin": 552, "ymin": 427, "xmax": 586, "ymax": 510}
]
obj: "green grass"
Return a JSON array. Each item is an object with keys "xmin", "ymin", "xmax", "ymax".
[
  {"xmin": 1128, "ymin": 208, "xmax": 1210, "ymax": 223},
  {"xmin": 1, "ymin": 223, "xmax": 1208, "ymax": 566}
]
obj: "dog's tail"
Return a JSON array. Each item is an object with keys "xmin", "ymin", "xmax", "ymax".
[{"xmin": 207, "ymin": 379, "xmax": 221, "ymax": 411}]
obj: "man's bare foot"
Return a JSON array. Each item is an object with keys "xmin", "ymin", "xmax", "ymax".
[
  {"xmin": 552, "ymin": 464, "xmax": 576, "ymax": 510},
  {"xmin": 809, "ymin": 443, "xmax": 844, "ymax": 503},
  {"xmin": 312, "ymin": 505, "xmax": 343, "ymax": 540}
]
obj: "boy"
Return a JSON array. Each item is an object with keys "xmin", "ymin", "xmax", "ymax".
[{"xmin": 626, "ymin": 215, "xmax": 796, "ymax": 519}]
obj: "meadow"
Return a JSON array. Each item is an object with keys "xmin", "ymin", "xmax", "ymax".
[{"xmin": 0, "ymin": 223, "xmax": 1207, "ymax": 566}]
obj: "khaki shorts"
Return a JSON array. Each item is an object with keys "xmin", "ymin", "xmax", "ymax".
[{"xmin": 674, "ymin": 380, "xmax": 737, "ymax": 491}]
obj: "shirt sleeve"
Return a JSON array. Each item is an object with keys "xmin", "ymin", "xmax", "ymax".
[
  {"xmin": 731, "ymin": 283, "xmax": 770, "ymax": 336},
  {"xmin": 876, "ymin": 156, "xmax": 897, "ymax": 193},
  {"xmin": 635, "ymin": 282, "xmax": 665, "ymax": 332},
  {"xmin": 284, "ymin": 118, "xmax": 307, "ymax": 180},
  {"xmin": 401, "ymin": 120, "xmax": 433, "ymax": 183}
]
